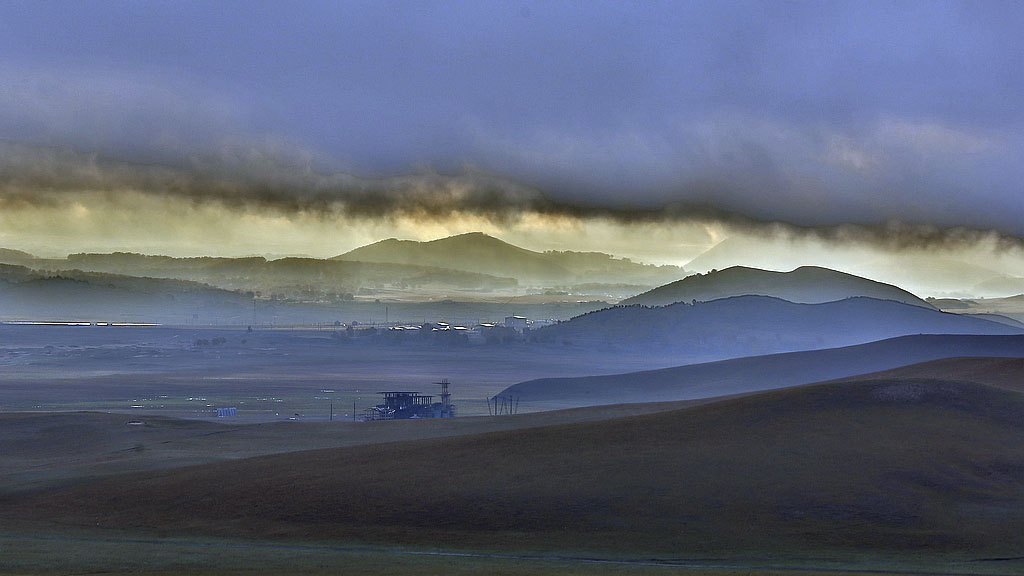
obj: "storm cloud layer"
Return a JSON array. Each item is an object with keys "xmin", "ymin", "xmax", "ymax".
[
  {"xmin": 1, "ymin": 1, "xmax": 1023, "ymax": 257},
  {"xmin": 2, "ymin": 141, "xmax": 1022, "ymax": 254}
]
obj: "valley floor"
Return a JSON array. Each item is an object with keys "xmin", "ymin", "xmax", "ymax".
[
  {"xmin": 4, "ymin": 328, "xmax": 1024, "ymax": 576},
  {"xmin": 3, "ymin": 529, "xmax": 1021, "ymax": 576}
]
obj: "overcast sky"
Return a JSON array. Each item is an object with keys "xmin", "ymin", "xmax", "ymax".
[{"xmin": 1, "ymin": 1, "xmax": 1022, "ymax": 263}]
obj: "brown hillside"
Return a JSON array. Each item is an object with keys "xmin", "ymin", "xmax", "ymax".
[
  {"xmin": 0, "ymin": 399, "xmax": 721, "ymax": 493},
  {"xmin": 6, "ymin": 376, "xmax": 1024, "ymax": 560},
  {"xmin": 841, "ymin": 356, "xmax": 1024, "ymax": 393}
]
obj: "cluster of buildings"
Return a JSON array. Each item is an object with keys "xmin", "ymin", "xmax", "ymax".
[{"xmin": 384, "ymin": 315, "xmax": 547, "ymax": 341}]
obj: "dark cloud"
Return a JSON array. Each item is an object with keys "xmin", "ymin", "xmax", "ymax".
[
  {"xmin": 0, "ymin": 3, "xmax": 1022, "ymax": 253},
  {"xmin": 3, "ymin": 142, "xmax": 1023, "ymax": 255}
]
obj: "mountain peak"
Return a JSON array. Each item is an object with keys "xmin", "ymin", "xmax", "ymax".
[
  {"xmin": 332, "ymin": 232, "xmax": 686, "ymax": 287},
  {"xmin": 429, "ymin": 231, "xmax": 505, "ymax": 245},
  {"xmin": 333, "ymin": 232, "xmax": 570, "ymax": 282}
]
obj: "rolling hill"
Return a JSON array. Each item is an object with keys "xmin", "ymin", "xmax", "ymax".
[
  {"xmin": 842, "ymin": 355, "xmax": 1024, "ymax": 392},
  {"xmin": 34, "ymin": 235, "xmax": 684, "ymax": 300},
  {"xmin": 956, "ymin": 312, "xmax": 1024, "ymax": 328},
  {"xmin": 0, "ymin": 399, "xmax": 725, "ymax": 494},
  {"xmin": 621, "ymin": 265, "xmax": 933, "ymax": 308},
  {"xmin": 682, "ymin": 236, "xmax": 1013, "ymax": 298},
  {"xmin": 0, "ymin": 248, "xmax": 37, "ymax": 266},
  {"xmin": 60, "ymin": 251, "xmax": 518, "ymax": 297},
  {"xmin": 931, "ymin": 294, "xmax": 1024, "ymax": 324},
  {"xmin": 336, "ymin": 232, "xmax": 571, "ymax": 283},
  {"xmin": 7, "ymin": 367, "xmax": 1024, "ymax": 563},
  {"xmin": 335, "ymin": 232, "xmax": 687, "ymax": 287},
  {"xmin": 535, "ymin": 295, "xmax": 1019, "ymax": 364},
  {"xmin": 502, "ymin": 333, "xmax": 1024, "ymax": 407},
  {"xmin": 4, "ymin": 234, "xmax": 687, "ymax": 306},
  {"xmin": 0, "ymin": 264, "xmax": 252, "ymax": 323}
]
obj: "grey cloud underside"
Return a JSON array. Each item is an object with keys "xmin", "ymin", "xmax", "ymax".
[
  {"xmin": 1, "ymin": 2, "xmax": 1022, "ymax": 254},
  {"xmin": 1, "ymin": 143, "xmax": 1022, "ymax": 253}
]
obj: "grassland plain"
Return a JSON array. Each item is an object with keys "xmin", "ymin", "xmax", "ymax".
[
  {"xmin": 0, "ymin": 399, "xmax": 727, "ymax": 494},
  {"xmin": 4, "ymin": 363, "xmax": 1024, "ymax": 574},
  {"xmin": 3, "ymin": 532, "xmax": 1015, "ymax": 576},
  {"xmin": 0, "ymin": 325, "xmax": 695, "ymax": 419},
  {"xmin": 9, "ymin": 531, "xmax": 975, "ymax": 576}
]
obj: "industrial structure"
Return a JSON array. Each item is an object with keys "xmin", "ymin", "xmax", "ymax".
[
  {"xmin": 363, "ymin": 379, "xmax": 455, "ymax": 420},
  {"xmin": 487, "ymin": 394, "xmax": 520, "ymax": 415}
]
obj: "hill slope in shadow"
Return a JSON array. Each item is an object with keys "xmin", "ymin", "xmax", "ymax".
[
  {"xmin": 535, "ymin": 296, "xmax": 1020, "ymax": 362},
  {"xmin": 7, "ymin": 369, "xmax": 1024, "ymax": 561},
  {"xmin": 503, "ymin": 333, "xmax": 1024, "ymax": 407},
  {"xmin": 622, "ymin": 265, "xmax": 933, "ymax": 308},
  {"xmin": 0, "ymin": 399, "xmax": 721, "ymax": 494}
]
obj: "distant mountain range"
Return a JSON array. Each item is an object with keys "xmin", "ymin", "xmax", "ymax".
[
  {"xmin": 622, "ymin": 265, "xmax": 933, "ymax": 308},
  {"xmin": 502, "ymin": 333, "xmax": 1024, "ymax": 406},
  {"xmin": 0, "ymin": 262, "xmax": 617, "ymax": 325},
  {"xmin": 535, "ymin": 295, "xmax": 1021, "ymax": 363},
  {"xmin": 0, "ymin": 233, "xmax": 688, "ymax": 300},
  {"xmin": 58, "ymin": 252, "xmax": 517, "ymax": 297},
  {"xmin": 334, "ymin": 232, "xmax": 687, "ymax": 287}
]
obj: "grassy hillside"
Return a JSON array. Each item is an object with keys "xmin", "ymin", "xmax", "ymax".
[
  {"xmin": 6, "ymin": 373, "xmax": 1024, "ymax": 565},
  {"xmin": 622, "ymin": 265, "xmax": 933, "ymax": 308},
  {"xmin": 0, "ymin": 400, "xmax": 720, "ymax": 494},
  {"xmin": 503, "ymin": 333, "xmax": 1024, "ymax": 407}
]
